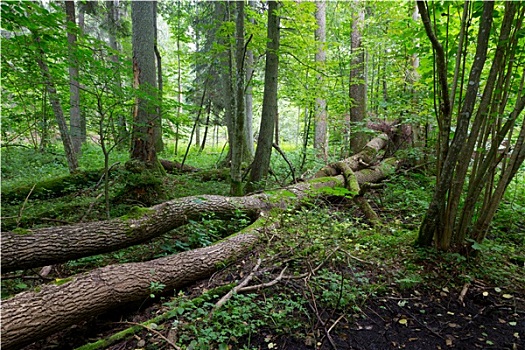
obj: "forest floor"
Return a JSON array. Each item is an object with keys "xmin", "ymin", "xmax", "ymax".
[
  {"xmin": 3, "ymin": 148, "xmax": 524, "ymax": 350},
  {"xmin": 22, "ymin": 249, "xmax": 525, "ymax": 350},
  {"xmin": 20, "ymin": 197, "xmax": 525, "ymax": 350}
]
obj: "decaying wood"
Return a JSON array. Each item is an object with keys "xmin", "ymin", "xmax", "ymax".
[{"xmin": 315, "ymin": 133, "xmax": 389, "ymax": 177}]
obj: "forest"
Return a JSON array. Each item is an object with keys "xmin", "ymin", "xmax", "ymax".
[{"xmin": 1, "ymin": 0, "xmax": 524, "ymax": 349}]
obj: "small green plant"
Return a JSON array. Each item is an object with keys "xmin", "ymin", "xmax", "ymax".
[{"xmin": 149, "ymin": 281, "xmax": 166, "ymax": 298}]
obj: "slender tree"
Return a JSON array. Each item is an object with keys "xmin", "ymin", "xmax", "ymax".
[
  {"xmin": 130, "ymin": 0, "xmax": 160, "ymax": 169},
  {"xmin": 416, "ymin": 1, "xmax": 525, "ymax": 250},
  {"xmin": 65, "ymin": 1, "xmax": 82, "ymax": 155},
  {"xmin": 314, "ymin": 0, "xmax": 328, "ymax": 161},
  {"xmin": 246, "ymin": 0, "xmax": 280, "ymax": 193},
  {"xmin": 230, "ymin": 0, "xmax": 246, "ymax": 196},
  {"xmin": 349, "ymin": 0, "xmax": 367, "ymax": 153}
]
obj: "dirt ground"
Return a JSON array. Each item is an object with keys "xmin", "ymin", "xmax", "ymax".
[{"xmin": 23, "ymin": 274, "xmax": 524, "ymax": 350}]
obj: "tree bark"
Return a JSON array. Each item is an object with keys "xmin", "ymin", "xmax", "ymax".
[
  {"xmin": 130, "ymin": 1, "xmax": 159, "ymax": 168},
  {"xmin": 0, "ymin": 231, "xmax": 262, "ymax": 350},
  {"xmin": 247, "ymin": 1, "xmax": 280, "ymax": 192},
  {"xmin": 2, "ymin": 142, "xmax": 393, "ymax": 273},
  {"xmin": 33, "ymin": 36, "xmax": 79, "ymax": 174},
  {"xmin": 231, "ymin": 1, "xmax": 246, "ymax": 196}
]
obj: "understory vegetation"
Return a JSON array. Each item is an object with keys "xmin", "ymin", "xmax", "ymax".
[{"xmin": 2, "ymin": 144, "xmax": 524, "ymax": 349}]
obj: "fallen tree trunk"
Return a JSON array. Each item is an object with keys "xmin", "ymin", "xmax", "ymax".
[
  {"xmin": 0, "ymin": 226, "xmax": 267, "ymax": 350},
  {"xmin": 1, "ymin": 158, "xmax": 397, "ymax": 349},
  {"xmin": 2, "ymin": 176, "xmax": 350, "ymax": 272},
  {"xmin": 1, "ymin": 169, "xmax": 102, "ymax": 203}
]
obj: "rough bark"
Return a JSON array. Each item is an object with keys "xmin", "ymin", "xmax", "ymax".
[
  {"xmin": 2, "ymin": 149, "xmax": 395, "ymax": 273},
  {"xmin": 0, "ymin": 231, "xmax": 262, "ymax": 350},
  {"xmin": 315, "ymin": 133, "xmax": 389, "ymax": 177},
  {"xmin": 130, "ymin": 1, "xmax": 159, "ymax": 168},
  {"xmin": 247, "ymin": 0, "xmax": 280, "ymax": 192},
  {"xmin": 1, "ymin": 157, "xmax": 398, "ymax": 349}
]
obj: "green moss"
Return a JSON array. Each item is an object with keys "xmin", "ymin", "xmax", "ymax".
[
  {"xmin": 121, "ymin": 206, "xmax": 155, "ymax": 221},
  {"xmin": 11, "ymin": 227, "xmax": 33, "ymax": 235}
]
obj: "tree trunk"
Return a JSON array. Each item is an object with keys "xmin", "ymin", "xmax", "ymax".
[
  {"xmin": 2, "ymin": 139, "xmax": 393, "ymax": 273},
  {"xmin": 314, "ymin": 0, "xmax": 328, "ymax": 161},
  {"xmin": 247, "ymin": 0, "xmax": 280, "ymax": 192},
  {"xmin": 349, "ymin": 0, "xmax": 367, "ymax": 153},
  {"xmin": 245, "ymin": 2, "xmax": 255, "ymax": 157},
  {"xmin": 0, "ymin": 232, "xmax": 262, "ymax": 350},
  {"xmin": 130, "ymin": 0, "xmax": 159, "ymax": 168},
  {"xmin": 1, "ymin": 156, "xmax": 398, "ymax": 349},
  {"xmin": 65, "ymin": 1, "xmax": 82, "ymax": 156},
  {"xmin": 231, "ymin": 1, "xmax": 246, "ymax": 196},
  {"xmin": 33, "ymin": 36, "xmax": 78, "ymax": 174},
  {"xmin": 106, "ymin": 0, "xmax": 129, "ymax": 149}
]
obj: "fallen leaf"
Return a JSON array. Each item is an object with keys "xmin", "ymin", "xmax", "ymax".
[
  {"xmin": 399, "ymin": 318, "xmax": 408, "ymax": 326},
  {"xmin": 509, "ymin": 322, "xmax": 517, "ymax": 326},
  {"xmin": 446, "ymin": 338, "xmax": 453, "ymax": 346},
  {"xmin": 502, "ymin": 294, "xmax": 513, "ymax": 299},
  {"xmin": 448, "ymin": 323, "xmax": 459, "ymax": 328}
]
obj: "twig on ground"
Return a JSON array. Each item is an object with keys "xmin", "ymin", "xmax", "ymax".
[
  {"xmin": 327, "ymin": 314, "xmax": 346, "ymax": 334},
  {"xmin": 458, "ymin": 282, "xmax": 470, "ymax": 306},
  {"xmin": 119, "ymin": 322, "xmax": 180, "ymax": 350},
  {"xmin": 213, "ymin": 258, "xmax": 262, "ymax": 311},
  {"xmin": 304, "ymin": 280, "xmax": 338, "ymax": 350},
  {"xmin": 238, "ymin": 266, "xmax": 288, "ymax": 292}
]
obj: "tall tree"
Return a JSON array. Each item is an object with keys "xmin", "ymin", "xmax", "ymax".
[
  {"xmin": 65, "ymin": 1, "xmax": 82, "ymax": 155},
  {"xmin": 34, "ymin": 35, "xmax": 79, "ymax": 174},
  {"xmin": 416, "ymin": 1, "xmax": 525, "ymax": 250},
  {"xmin": 314, "ymin": 0, "xmax": 328, "ymax": 161},
  {"xmin": 106, "ymin": 0, "xmax": 129, "ymax": 148},
  {"xmin": 247, "ymin": 0, "xmax": 280, "ymax": 193},
  {"xmin": 231, "ymin": 0, "xmax": 246, "ymax": 196},
  {"xmin": 130, "ymin": 0, "xmax": 160, "ymax": 168},
  {"xmin": 244, "ymin": 0, "xmax": 256, "ymax": 157},
  {"xmin": 349, "ymin": 0, "xmax": 366, "ymax": 153}
]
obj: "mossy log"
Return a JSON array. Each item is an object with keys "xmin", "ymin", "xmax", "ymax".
[
  {"xmin": 1, "ymin": 169, "xmax": 102, "ymax": 202},
  {"xmin": 0, "ymin": 160, "xmax": 397, "ymax": 349},
  {"xmin": 2, "ymin": 177, "xmax": 345, "ymax": 273},
  {"xmin": 159, "ymin": 159, "xmax": 200, "ymax": 173},
  {"xmin": 315, "ymin": 133, "xmax": 389, "ymax": 177}
]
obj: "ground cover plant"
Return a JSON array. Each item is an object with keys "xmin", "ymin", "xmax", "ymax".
[{"xmin": 2, "ymin": 145, "xmax": 524, "ymax": 349}]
